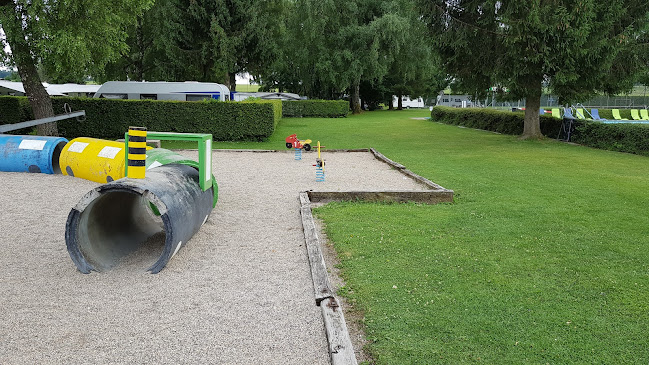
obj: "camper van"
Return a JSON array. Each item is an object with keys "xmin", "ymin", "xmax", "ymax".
[
  {"xmin": 436, "ymin": 94, "xmax": 474, "ymax": 108},
  {"xmin": 392, "ymin": 95, "xmax": 426, "ymax": 108},
  {"xmin": 94, "ymin": 81, "xmax": 231, "ymax": 101}
]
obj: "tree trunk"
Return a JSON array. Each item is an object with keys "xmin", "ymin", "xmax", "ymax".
[
  {"xmin": 397, "ymin": 94, "xmax": 403, "ymax": 110},
  {"xmin": 133, "ymin": 16, "xmax": 145, "ymax": 81},
  {"xmin": 521, "ymin": 80, "xmax": 543, "ymax": 139},
  {"xmin": 222, "ymin": 72, "xmax": 237, "ymax": 92},
  {"xmin": 388, "ymin": 96, "xmax": 394, "ymax": 110},
  {"xmin": 350, "ymin": 81, "xmax": 361, "ymax": 114},
  {"xmin": 230, "ymin": 73, "xmax": 236, "ymax": 92},
  {"xmin": 2, "ymin": 5, "xmax": 57, "ymax": 135}
]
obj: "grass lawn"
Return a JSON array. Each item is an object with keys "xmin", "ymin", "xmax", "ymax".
[
  {"xmin": 170, "ymin": 110, "xmax": 649, "ymax": 363},
  {"xmin": 234, "ymin": 84, "xmax": 262, "ymax": 92}
]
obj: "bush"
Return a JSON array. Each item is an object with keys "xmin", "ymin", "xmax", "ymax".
[
  {"xmin": 0, "ymin": 96, "xmax": 34, "ymax": 134},
  {"xmin": 0, "ymin": 96, "xmax": 280, "ymax": 141},
  {"xmin": 242, "ymin": 99, "xmax": 282, "ymax": 127},
  {"xmin": 431, "ymin": 106, "xmax": 649, "ymax": 156},
  {"xmin": 282, "ymin": 100, "xmax": 348, "ymax": 118},
  {"xmin": 430, "ymin": 106, "xmax": 563, "ymax": 137},
  {"xmin": 573, "ymin": 122, "xmax": 649, "ymax": 156}
]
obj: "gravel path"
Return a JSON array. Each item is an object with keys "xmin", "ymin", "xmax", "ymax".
[{"xmin": 0, "ymin": 150, "xmax": 426, "ymax": 364}]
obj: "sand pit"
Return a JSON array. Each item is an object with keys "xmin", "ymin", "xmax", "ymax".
[{"xmin": 0, "ymin": 150, "xmax": 433, "ymax": 364}]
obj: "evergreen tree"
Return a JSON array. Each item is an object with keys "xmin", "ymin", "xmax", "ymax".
[
  {"xmin": 419, "ymin": 0, "xmax": 649, "ymax": 138},
  {"xmin": 131, "ymin": 0, "xmax": 285, "ymax": 90}
]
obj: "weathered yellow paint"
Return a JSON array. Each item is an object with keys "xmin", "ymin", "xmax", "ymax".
[{"xmin": 59, "ymin": 137, "xmax": 126, "ymax": 183}]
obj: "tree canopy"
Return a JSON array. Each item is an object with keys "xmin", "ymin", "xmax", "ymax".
[
  {"xmin": 259, "ymin": 0, "xmax": 445, "ymax": 112},
  {"xmin": 0, "ymin": 0, "xmax": 152, "ymax": 135},
  {"xmin": 419, "ymin": 0, "xmax": 649, "ymax": 138},
  {"xmin": 102, "ymin": 0, "xmax": 286, "ymax": 90}
]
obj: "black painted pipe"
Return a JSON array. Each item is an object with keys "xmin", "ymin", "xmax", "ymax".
[{"xmin": 65, "ymin": 164, "xmax": 214, "ymax": 274}]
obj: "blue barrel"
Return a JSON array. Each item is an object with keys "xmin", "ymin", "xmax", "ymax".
[{"xmin": 0, "ymin": 135, "xmax": 69, "ymax": 174}]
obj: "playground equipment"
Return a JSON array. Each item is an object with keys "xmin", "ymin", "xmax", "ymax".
[
  {"xmin": 127, "ymin": 126, "xmax": 147, "ymax": 179},
  {"xmin": 285, "ymin": 134, "xmax": 312, "ymax": 151},
  {"xmin": 314, "ymin": 141, "xmax": 325, "ymax": 182},
  {"xmin": 0, "ymin": 105, "xmax": 84, "ymax": 174},
  {"xmin": 0, "ymin": 106, "xmax": 85, "ymax": 134},
  {"xmin": 0, "ymin": 135, "xmax": 68, "ymax": 174},
  {"xmin": 145, "ymin": 148, "xmax": 218, "ymax": 207},
  {"xmin": 65, "ymin": 130, "xmax": 217, "ymax": 273},
  {"xmin": 66, "ymin": 164, "xmax": 214, "ymax": 274},
  {"xmin": 59, "ymin": 137, "xmax": 128, "ymax": 183}
]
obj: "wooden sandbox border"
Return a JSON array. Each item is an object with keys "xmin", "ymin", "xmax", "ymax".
[
  {"xmin": 213, "ymin": 147, "xmax": 454, "ymax": 364},
  {"xmin": 295, "ymin": 148, "xmax": 453, "ymax": 365}
]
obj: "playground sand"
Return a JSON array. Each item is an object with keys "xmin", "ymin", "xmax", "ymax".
[{"xmin": 0, "ymin": 150, "xmax": 427, "ymax": 364}]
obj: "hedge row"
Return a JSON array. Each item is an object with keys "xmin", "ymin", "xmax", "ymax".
[
  {"xmin": 431, "ymin": 106, "xmax": 649, "ymax": 156},
  {"xmin": 0, "ymin": 96, "xmax": 281, "ymax": 141},
  {"xmin": 573, "ymin": 122, "xmax": 649, "ymax": 156},
  {"xmin": 0, "ymin": 96, "xmax": 34, "ymax": 134},
  {"xmin": 430, "ymin": 106, "xmax": 563, "ymax": 137},
  {"xmin": 282, "ymin": 100, "xmax": 348, "ymax": 118}
]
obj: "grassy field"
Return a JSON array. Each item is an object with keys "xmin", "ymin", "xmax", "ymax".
[
  {"xmin": 234, "ymin": 84, "xmax": 261, "ymax": 92},
  {"xmin": 168, "ymin": 110, "xmax": 649, "ymax": 363}
]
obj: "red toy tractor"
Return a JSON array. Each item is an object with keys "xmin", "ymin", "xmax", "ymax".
[{"xmin": 285, "ymin": 134, "xmax": 312, "ymax": 151}]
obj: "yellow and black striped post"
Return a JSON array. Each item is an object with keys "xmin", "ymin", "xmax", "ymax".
[{"xmin": 128, "ymin": 126, "xmax": 147, "ymax": 179}]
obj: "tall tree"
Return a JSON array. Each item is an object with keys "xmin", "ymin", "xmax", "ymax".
[
  {"xmin": 0, "ymin": 0, "xmax": 152, "ymax": 135},
  {"xmin": 262, "ymin": 0, "xmax": 432, "ymax": 113},
  {"xmin": 367, "ymin": 1, "xmax": 446, "ymax": 110},
  {"xmin": 141, "ymin": 0, "xmax": 285, "ymax": 90},
  {"xmin": 419, "ymin": 0, "xmax": 649, "ymax": 138}
]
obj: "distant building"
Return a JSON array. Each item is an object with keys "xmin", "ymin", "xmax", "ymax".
[
  {"xmin": 2, "ymin": 80, "xmax": 306, "ymax": 102},
  {"xmin": 0, "ymin": 80, "xmax": 25, "ymax": 96},
  {"xmin": 0, "ymin": 80, "xmax": 100, "ymax": 97},
  {"xmin": 46, "ymin": 84, "xmax": 100, "ymax": 97}
]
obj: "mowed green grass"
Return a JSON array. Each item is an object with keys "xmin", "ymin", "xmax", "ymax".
[{"xmin": 172, "ymin": 110, "xmax": 649, "ymax": 363}]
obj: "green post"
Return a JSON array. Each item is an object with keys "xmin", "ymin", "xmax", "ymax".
[{"xmin": 123, "ymin": 131, "xmax": 213, "ymax": 191}]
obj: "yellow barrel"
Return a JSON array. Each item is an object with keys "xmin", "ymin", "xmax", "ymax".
[{"xmin": 59, "ymin": 137, "xmax": 127, "ymax": 183}]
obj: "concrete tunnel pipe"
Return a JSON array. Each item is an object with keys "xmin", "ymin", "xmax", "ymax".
[{"xmin": 65, "ymin": 164, "xmax": 214, "ymax": 274}]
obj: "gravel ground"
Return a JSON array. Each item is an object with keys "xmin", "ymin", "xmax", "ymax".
[{"xmin": 0, "ymin": 150, "xmax": 427, "ymax": 364}]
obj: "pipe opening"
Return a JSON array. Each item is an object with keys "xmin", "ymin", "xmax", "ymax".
[
  {"xmin": 76, "ymin": 190, "xmax": 166, "ymax": 271},
  {"xmin": 52, "ymin": 141, "xmax": 66, "ymax": 174}
]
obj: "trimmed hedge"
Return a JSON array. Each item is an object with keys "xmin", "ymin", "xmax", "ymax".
[
  {"xmin": 0, "ymin": 96, "xmax": 34, "ymax": 134},
  {"xmin": 282, "ymin": 100, "xmax": 348, "ymax": 118},
  {"xmin": 431, "ymin": 106, "xmax": 649, "ymax": 156},
  {"xmin": 0, "ymin": 96, "xmax": 281, "ymax": 141},
  {"xmin": 242, "ymin": 99, "xmax": 282, "ymax": 127},
  {"xmin": 430, "ymin": 106, "xmax": 563, "ymax": 137},
  {"xmin": 573, "ymin": 122, "xmax": 649, "ymax": 156}
]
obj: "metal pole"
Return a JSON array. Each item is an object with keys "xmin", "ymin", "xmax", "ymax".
[{"xmin": 0, "ymin": 111, "xmax": 85, "ymax": 133}]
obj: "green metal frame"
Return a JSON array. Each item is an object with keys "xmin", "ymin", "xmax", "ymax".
[{"xmin": 124, "ymin": 131, "xmax": 213, "ymax": 191}]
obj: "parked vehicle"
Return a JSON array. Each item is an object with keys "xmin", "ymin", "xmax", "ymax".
[
  {"xmin": 93, "ymin": 81, "xmax": 231, "ymax": 101},
  {"xmin": 392, "ymin": 95, "xmax": 425, "ymax": 108}
]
